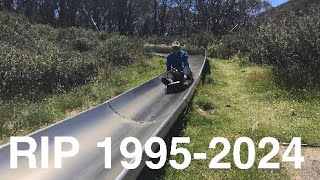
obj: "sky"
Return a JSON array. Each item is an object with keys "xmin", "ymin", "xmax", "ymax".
[{"xmin": 269, "ymin": 0, "xmax": 289, "ymax": 7}]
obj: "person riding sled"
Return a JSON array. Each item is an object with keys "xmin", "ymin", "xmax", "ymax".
[{"xmin": 161, "ymin": 41, "xmax": 193, "ymax": 87}]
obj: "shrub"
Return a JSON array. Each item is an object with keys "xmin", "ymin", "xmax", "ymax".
[
  {"xmin": 0, "ymin": 44, "xmax": 97, "ymax": 94},
  {"xmin": 73, "ymin": 38, "xmax": 92, "ymax": 52},
  {"xmin": 188, "ymin": 31, "xmax": 217, "ymax": 48},
  {"xmin": 97, "ymin": 35, "xmax": 145, "ymax": 66},
  {"xmin": 212, "ymin": 32, "xmax": 249, "ymax": 59},
  {"xmin": 247, "ymin": 7, "xmax": 320, "ymax": 90},
  {"xmin": 0, "ymin": 11, "xmax": 146, "ymax": 96}
]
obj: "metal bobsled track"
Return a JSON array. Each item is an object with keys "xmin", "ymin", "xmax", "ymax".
[{"xmin": 0, "ymin": 45, "xmax": 207, "ymax": 180}]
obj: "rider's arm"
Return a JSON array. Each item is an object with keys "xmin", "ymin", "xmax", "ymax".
[{"xmin": 182, "ymin": 51, "xmax": 189, "ymax": 68}]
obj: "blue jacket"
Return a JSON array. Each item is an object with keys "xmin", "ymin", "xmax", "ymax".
[{"xmin": 166, "ymin": 50, "xmax": 189, "ymax": 71}]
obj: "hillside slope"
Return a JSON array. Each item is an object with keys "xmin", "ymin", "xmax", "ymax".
[
  {"xmin": 276, "ymin": 0, "xmax": 320, "ymax": 13},
  {"xmin": 275, "ymin": 0, "xmax": 319, "ymax": 17},
  {"xmin": 261, "ymin": 0, "xmax": 320, "ymax": 19}
]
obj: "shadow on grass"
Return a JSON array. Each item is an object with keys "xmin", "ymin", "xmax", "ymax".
[{"xmin": 201, "ymin": 58, "xmax": 211, "ymax": 84}]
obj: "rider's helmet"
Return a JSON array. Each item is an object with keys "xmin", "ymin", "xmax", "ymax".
[{"xmin": 172, "ymin": 41, "xmax": 181, "ymax": 48}]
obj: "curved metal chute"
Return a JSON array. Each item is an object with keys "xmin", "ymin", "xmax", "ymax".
[{"xmin": 0, "ymin": 46, "xmax": 206, "ymax": 180}]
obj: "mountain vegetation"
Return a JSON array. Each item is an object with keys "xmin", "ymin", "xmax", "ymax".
[{"xmin": 0, "ymin": 0, "xmax": 270, "ymax": 37}]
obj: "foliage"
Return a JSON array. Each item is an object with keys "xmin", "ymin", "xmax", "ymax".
[
  {"xmin": 211, "ymin": 5, "xmax": 320, "ymax": 91},
  {"xmin": 0, "ymin": 0, "xmax": 270, "ymax": 37},
  {"xmin": 97, "ymin": 35, "xmax": 145, "ymax": 66},
  {"xmin": 0, "ymin": 42, "xmax": 97, "ymax": 94},
  {"xmin": 146, "ymin": 31, "xmax": 217, "ymax": 48},
  {"xmin": 0, "ymin": 11, "xmax": 145, "ymax": 96},
  {"xmin": 205, "ymin": 19, "xmax": 255, "ymax": 59},
  {"xmin": 247, "ymin": 7, "xmax": 320, "ymax": 90},
  {"xmin": 0, "ymin": 56, "xmax": 165, "ymax": 142}
]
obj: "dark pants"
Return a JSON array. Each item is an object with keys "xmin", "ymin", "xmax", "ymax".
[{"xmin": 161, "ymin": 69, "xmax": 185, "ymax": 85}]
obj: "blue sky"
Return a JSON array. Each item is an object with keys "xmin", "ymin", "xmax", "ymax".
[{"xmin": 269, "ymin": 0, "xmax": 289, "ymax": 7}]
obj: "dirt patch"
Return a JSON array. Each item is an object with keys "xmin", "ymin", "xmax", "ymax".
[
  {"xmin": 68, "ymin": 109, "xmax": 80, "ymax": 117},
  {"xmin": 280, "ymin": 145, "xmax": 320, "ymax": 180},
  {"xmin": 197, "ymin": 104, "xmax": 214, "ymax": 115},
  {"xmin": 247, "ymin": 69, "xmax": 267, "ymax": 81}
]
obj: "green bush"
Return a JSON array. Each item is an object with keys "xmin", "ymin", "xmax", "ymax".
[
  {"xmin": 0, "ymin": 44, "xmax": 97, "ymax": 94},
  {"xmin": 188, "ymin": 31, "xmax": 217, "ymax": 48},
  {"xmin": 247, "ymin": 7, "xmax": 320, "ymax": 90},
  {"xmin": 0, "ymin": 11, "xmax": 146, "ymax": 96},
  {"xmin": 73, "ymin": 38, "xmax": 92, "ymax": 52},
  {"xmin": 212, "ymin": 33, "xmax": 249, "ymax": 59},
  {"xmin": 97, "ymin": 35, "xmax": 145, "ymax": 66}
]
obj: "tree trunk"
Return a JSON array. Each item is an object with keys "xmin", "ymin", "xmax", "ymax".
[
  {"xmin": 159, "ymin": 1, "xmax": 167, "ymax": 35},
  {"xmin": 153, "ymin": 0, "xmax": 158, "ymax": 35},
  {"xmin": 24, "ymin": 0, "xmax": 34, "ymax": 18},
  {"xmin": 59, "ymin": 0, "xmax": 67, "ymax": 26}
]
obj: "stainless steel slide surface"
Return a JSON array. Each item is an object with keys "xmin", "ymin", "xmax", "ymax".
[{"xmin": 0, "ymin": 50, "xmax": 206, "ymax": 180}]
